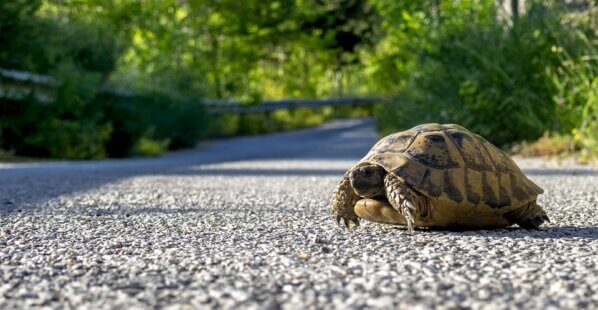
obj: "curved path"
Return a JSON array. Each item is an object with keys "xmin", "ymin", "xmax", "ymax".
[{"xmin": 1, "ymin": 118, "xmax": 596, "ymax": 308}]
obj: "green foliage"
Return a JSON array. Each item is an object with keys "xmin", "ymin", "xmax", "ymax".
[
  {"xmin": 94, "ymin": 0, "xmax": 381, "ymax": 98},
  {"xmin": 0, "ymin": 102, "xmax": 112, "ymax": 160},
  {"xmin": 0, "ymin": 1, "xmax": 209, "ymax": 159},
  {"xmin": 206, "ymin": 114, "xmax": 240, "ymax": 137},
  {"xmin": 0, "ymin": 63, "xmax": 112, "ymax": 159},
  {"xmin": 0, "ymin": 4, "xmax": 121, "ymax": 78},
  {"xmin": 206, "ymin": 105, "xmax": 373, "ymax": 137},
  {"xmin": 0, "ymin": 1, "xmax": 122, "ymax": 159},
  {"xmin": 0, "ymin": 88, "xmax": 208, "ymax": 159},
  {"xmin": 515, "ymin": 132, "xmax": 580, "ymax": 157},
  {"xmin": 0, "ymin": 148, "xmax": 15, "ymax": 161},
  {"xmin": 131, "ymin": 138, "xmax": 170, "ymax": 157},
  {"xmin": 1, "ymin": 0, "xmax": 381, "ymax": 160},
  {"xmin": 1, "ymin": 0, "xmax": 596, "ymax": 160},
  {"xmin": 550, "ymin": 6, "xmax": 598, "ymax": 157},
  {"xmin": 27, "ymin": 119, "xmax": 112, "ymax": 160},
  {"xmin": 375, "ymin": 1, "xmax": 597, "ymax": 154},
  {"xmin": 94, "ymin": 92, "xmax": 208, "ymax": 158}
]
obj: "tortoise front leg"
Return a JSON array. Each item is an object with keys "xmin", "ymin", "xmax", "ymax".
[
  {"xmin": 384, "ymin": 174, "xmax": 430, "ymax": 234},
  {"xmin": 331, "ymin": 171, "xmax": 361, "ymax": 229}
]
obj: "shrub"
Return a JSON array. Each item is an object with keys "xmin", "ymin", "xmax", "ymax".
[
  {"xmin": 0, "ymin": 148, "xmax": 15, "ymax": 161},
  {"xmin": 0, "ymin": 6, "xmax": 129, "ymax": 159},
  {"xmin": 131, "ymin": 137, "xmax": 170, "ymax": 157},
  {"xmin": 0, "ymin": 98, "xmax": 113, "ymax": 160},
  {"xmin": 0, "ymin": 9, "xmax": 121, "ymax": 79},
  {"xmin": 94, "ymin": 91, "xmax": 208, "ymax": 157},
  {"xmin": 0, "ymin": 65, "xmax": 112, "ymax": 159},
  {"xmin": 515, "ymin": 133, "xmax": 580, "ymax": 157},
  {"xmin": 376, "ymin": 1, "xmax": 596, "ymax": 151},
  {"xmin": 0, "ymin": 70, "xmax": 208, "ymax": 159},
  {"xmin": 238, "ymin": 113, "xmax": 265, "ymax": 135},
  {"xmin": 205, "ymin": 114, "xmax": 241, "ymax": 137},
  {"xmin": 27, "ymin": 119, "xmax": 112, "ymax": 159}
]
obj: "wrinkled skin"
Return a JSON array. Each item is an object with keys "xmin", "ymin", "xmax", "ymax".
[
  {"xmin": 349, "ymin": 165, "xmax": 386, "ymax": 198},
  {"xmin": 332, "ymin": 163, "xmax": 420, "ymax": 233}
]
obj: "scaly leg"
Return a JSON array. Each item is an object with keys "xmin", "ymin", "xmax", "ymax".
[
  {"xmin": 331, "ymin": 171, "xmax": 361, "ymax": 229},
  {"xmin": 384, "ymin": 174, "xmax": 430, "ymax": 234},
  {"xmin": 505, "ymin": 201, "xmax": 550, "ymax": 229}
]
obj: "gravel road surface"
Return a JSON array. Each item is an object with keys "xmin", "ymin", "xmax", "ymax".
[{"xmin": 1, "ymin": 118, "xmax": 596, "ymax": 309}]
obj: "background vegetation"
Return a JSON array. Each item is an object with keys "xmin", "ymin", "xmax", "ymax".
[
  {"xmin": 374, "ymin": 1, "xmax": 596, "ymax": 159},
  {"xmin": 0, "ymin": 0, "xmax": 595, "ymax": 159}
]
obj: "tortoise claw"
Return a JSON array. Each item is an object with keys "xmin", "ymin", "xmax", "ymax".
[
  {"xmin": 406, "ymin": 220, "xmax": 414, "ymax": 235},
  {"xmin": 401, "ymin": 200, "xmax": 416, "ymax": 235},
  {"xmin": 347, "ymin": 217, "xmax": 360, "ymax": 230},
  {"xmin": 335, "ymin": 215, "xmax": 359, "ymax": 230},
  {"xmin": 343, "ymin": 218, "xmax": 351, "ymax": 229}
]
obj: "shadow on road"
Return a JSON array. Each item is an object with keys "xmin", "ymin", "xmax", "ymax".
[
  {"xmin": 76, "ymin": 205, "xmax": 313, "ymax": 218},
  {"xmin": 418, "ymin": 226, "xmax": 598, "ymax": 240},
  {"xmin": 523, "ymin": 168, "xmax": 598, "ymax": 176},
  {"xmin": 0, "ymin": 118, "xmax": 376, "ymax": 208},
  {"xmin": 539, "ymin": 226, "xmax": 598, "ymax": 239},
  {"xmin": 169, "ymin": 167, "xmax": 347, "ymax": 177},
  {"xmin": 490, "ymin": 226, "xmax": 598, "ymax": 240}
]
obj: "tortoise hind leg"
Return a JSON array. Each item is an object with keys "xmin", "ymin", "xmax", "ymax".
[{"xmin": 505, "ymin": 201, "xmax": 550, "ymax": 229}]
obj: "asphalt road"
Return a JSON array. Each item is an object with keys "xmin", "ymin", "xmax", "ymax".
[{"xmin": 1, "ymin": 118, "xmax": 596, "ymax": 309}]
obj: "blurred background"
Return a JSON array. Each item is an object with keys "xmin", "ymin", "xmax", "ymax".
[{"xmin": 0, "ymin": 0, "xmax": 595, "ymax": 160}]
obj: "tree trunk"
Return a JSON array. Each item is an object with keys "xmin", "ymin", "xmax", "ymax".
[
  {"xmin": 511, "ymin": 0, "xmax": 519, "ymax": 21},
  {"xmin": 432, "ymin": 0, "xmax": 441, "ymax": 26},
  {"xmin": 210, "ymin": 31, "xmax": 223, "ymax": 99}
]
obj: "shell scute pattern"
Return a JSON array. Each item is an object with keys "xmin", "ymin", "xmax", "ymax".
[
  {"xmin": 482, "ymin": 142, "xmax": 517, "ymax": 174},
  {"xmin": 465, "ymin": 169, "xmax": 484, "ymax": 205},
  {"xmin": 509, "ymin": 173, "xmax": 529, "ymax": 201},
  {"xmin": 497, "ymin": 174, "xmax": 512, "ymax": 208},
  {"xmin": 465, "ymin": 169, "xmax": 483, "ymax": 205},
  {"xmin": 419, "ymin": 169, "xmax": 443, "ymax": 197},
  {"xmin": 372, "ymin": 131, "xmax": 415, "ymax": 154},
  {"xmin": 405, "ymin": 132, "xmax": 462, "ymax": 169},
  {"xmin": 442, "ymin": 170, "xmax": 464, "ymax": 203},
  {"xmin": 363, "ymin": 124, "xmax": 543, "ymax": 211},
  {"xmin": 391, "ymin": 155, "xmax": 427, "ymax": 186},
  {"xmin": 445, "ymin": 129, "xmax": 494, "ymax": 172},
  {"xmin": 483, "ymin": 141, "xmax": 543, "ymax": 196},
  {"xmin": 482, "ymin": 172, "xmax": 502, "ymax": 208},
  {"xmin": 411, "ymin": 123, "xmax": 445, "ymax": 132},
  {"xmin": 441, "ymin": 123, "xmax": 469, "ymax": 131}
]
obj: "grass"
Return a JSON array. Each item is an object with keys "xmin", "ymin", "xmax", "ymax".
[
  {"xmin": 0, "ymin": 149, "xmax": 15, "ymax": 161},
  {"xmin": 0, "ymin": 149, "xmax": 57, "ymax": 163},
  {"xmin": 512, "ymin": 133, "xmax": 597, "ymax": 165},
  {"xmin": 131, "ymin": 138, "xmax": 170, "ymax": 157}
]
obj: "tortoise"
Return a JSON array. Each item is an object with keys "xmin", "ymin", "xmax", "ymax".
[{"xmin": 331, "ymin": 123, "xmax": 549, "ymax": 233}]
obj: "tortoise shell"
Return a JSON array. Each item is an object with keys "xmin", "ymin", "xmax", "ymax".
[{"xmin": 360, "ymin": 123, "xmax": 542, "ymax": 215}]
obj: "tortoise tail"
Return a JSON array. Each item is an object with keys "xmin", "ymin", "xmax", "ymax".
[{"xmin": 505, "ymin": 201, "xmax": 550, "ymax": 230}]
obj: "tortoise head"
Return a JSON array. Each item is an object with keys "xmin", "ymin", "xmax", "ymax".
[{"xmin": 349, "ymin": 164, "xmax": 386, "ymax": 198}]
